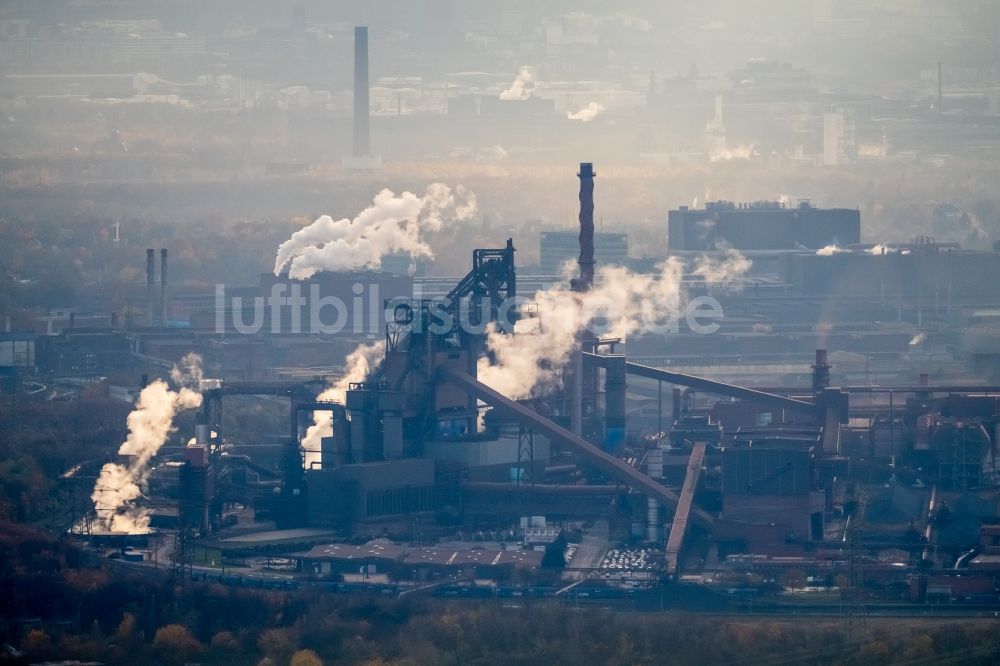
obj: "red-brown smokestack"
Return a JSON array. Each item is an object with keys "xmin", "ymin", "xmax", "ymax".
[
  {"xmin": 570, "ymin": 162, "xmax": 596, "ymax": 438},
  {"xmin": 812, "ymin": 348, "xmax": 830, "ymax": 395},
  {"xmin": 576, "ymin": 162, "xmax": 596, "ymax": 292}
]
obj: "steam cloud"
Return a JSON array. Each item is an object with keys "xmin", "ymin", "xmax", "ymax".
[
  {"xmin": 478, "ymin": 252, "xmax": 751, "ymax": 399},
  {"xmin": 301, "ymin": 340, "xmax": 386, "ymax": 469},
  {"xmin": 691, "ymin": 248, "xmax": 753, "ymax": 284},
  {"xmin": 816, "ymin": 244, "xmax": 847, "ymax": 256},
  {"xmin": 500, "ymin": 67, "xmax": 535, "ymax": 101},
  {"xmin": 274, "ymin": 184, "xmax": 477, "ymax": 280},
  {"xmin": 91, "ymin": 353, "xmax": 204, "ymax": 533},
  {"xmin": 709, "ymin": 142, "xmax": 757, "ymax": 162},
  {"xmin": 857, "ymin": 142, "xmax": 887, "ymax": 158},
  {"xmin": 567, "ymin": 102, "xmax": 606, "ymax": 122}
]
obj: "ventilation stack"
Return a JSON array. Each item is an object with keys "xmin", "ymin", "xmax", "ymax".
[
  {"xmin": 570, "ymin": 163, "xmax": 597, "ymax": 437},
  {"xmin": 353, "ymin": 26, "xmax": 370, "ymax": 158},
  {"xmin": 146, "ymin": 248, "xmax": 155, "ymax": 327},
  {"xmin": 575, "ymin": 162, "xmax": 596, "ymax": 292},
  {"xmin": 937, "ymin": 61, "xmax": 943, "ymax": 111},
  {"xmin": 811, "ymin": 349, "xmax": 830, "ymax": 396},
  {"xmin": 343, "ymin": 27, "xmax": 381, "ymax": 169},
  {"xmin": 160, "ymin": 248, "xmax": 168, "ymax": 328}
]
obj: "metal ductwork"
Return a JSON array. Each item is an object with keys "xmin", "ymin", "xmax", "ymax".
[
  {"xmin": 584, "ymin": 353, "xmax": 819, "ymax": 416},
  {"xmin": 438, "ymin": 365, "xmax": 713, "ymax": 527}
]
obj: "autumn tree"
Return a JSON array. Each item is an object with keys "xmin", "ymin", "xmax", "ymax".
[
  {"xmin": 780, "ymin": 568, "xmax": 807, "ymax": 593},
  {"xmin": 291, "ymin": 648, "xmax": 324, "ymax": 666},
  {"xmin": 258, "ymin": 627, "xmax": 296, "ymax": 665},
  {"xmin": 153, "ymin": 624, "xmax": 201, "ymax": 666}
]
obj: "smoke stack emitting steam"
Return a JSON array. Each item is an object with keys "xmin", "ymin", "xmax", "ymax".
[
  {"xmin": 476, "ymin": 253, "xmax": 750, "ymax": 399},
  {"xmin": 567, "ymin": 102, "xmax": 605, "ymax": 122},
  {"xmin": 301, "ymin": 340, "xmax": 386, "ymax": 469},
  {"xmin": 90, "ymin": 353, "xmax": 204, "ymax": 533},
  {"xmin": 476, "ymin": 164, "xmax": 752, "ymax": 400},
  {"xmin": 273, "ymin": 183, "xmax": 476, "ymax": 279},
  {"xmin": 500, "ymin": 67, "xmax": 535, "ymax": 101},
  {"xmin": 278, "ymin": 173, "xmax": 750, "ymax": 464},
  {"xmin": 275, "ymin": 183, "xmax": 475, "ymax": 466}
]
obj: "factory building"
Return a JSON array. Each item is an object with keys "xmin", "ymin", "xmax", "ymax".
[
  {"xmin": 783, "ymin": 244, "xmax": 1000, "ymax": 302},
  {"xmin": 297, "ymin": 538, "xmax": 543, "ymax": 580},
  {"xmin": 667, "ymin": 200, "xmax": 860, "ymax": 251},
  {"xmin": 38, "ymin": 329, "xmax": 132, "ymax": 376},
  {"xmin": 306, "ymin": 459, "xmax": 436, "ymax": 534},
  {"xmin": 721, "ymin": 428, "xmax": 826, "ymax": 542}
]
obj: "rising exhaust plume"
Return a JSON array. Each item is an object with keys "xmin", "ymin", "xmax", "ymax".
[
  {"xmin": 91, "ymin": 354, "xmax": 204, "ymax": 533},
  {"xmin": 816, "ymin": 244, "xmax": 847, "ymax": 256},
  {"xmin": 691, "ymin": 248, "xmax": 752, "ymax": 284},
  {"xmin": 478, "ymin": 253, "xmax": 751, "ymax": 399},
  {"xmin": 709, "ymin": 142, "xmax": 757, "ymax": 162},
  {"xmin": 499, "ymin": 67, "xmax": 535, "ymax": 101},
  {"xmin": 301, "ymin": 340, "xmax": 386, "ymax": 468},
  {"xmin": 274, "ymin": 184, "xmax": 477, "ymax": 279},
  {"xmin": 567, "ymin": 102, "xmax": 606, "ymax": 122}
]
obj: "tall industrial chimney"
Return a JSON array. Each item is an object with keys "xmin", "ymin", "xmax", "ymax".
[
  {"xmin": 937, "ymin": 61, "xmax": 943, "ymax": 111},
  {"xmin": 812, "ymin": 348, "xmax": 830, "ymax": 395},
  {"xmin": 146, "ymin": 248, "xmax": 155, "ymax": 327},
  {"xmin": 576, "ymin": 162, "xmax": 596, "ymax": 292},
  {"xmin": 160, "ymin": 248, "xmax": 168, "ymax": 328},
  {"xmin": 570, "ymin": 162, "xmax": 597, "ymax": 438},
  {"xmin": 353, "ymin": 26, "xmax": 370, "ymax": 157}
]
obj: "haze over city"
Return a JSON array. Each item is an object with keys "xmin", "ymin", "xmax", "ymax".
[{"xmin": 2, "ymin": 2, "xmax": 1000, "ymax": 664}]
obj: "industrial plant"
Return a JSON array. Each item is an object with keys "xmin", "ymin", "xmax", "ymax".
[
  {"xmin": 5, "ymin": 5, "xmax": 1000, "ymax": 662},
  {"xmin": 0, "ymin": 154, "xmax": 977, "ymax": 610}
]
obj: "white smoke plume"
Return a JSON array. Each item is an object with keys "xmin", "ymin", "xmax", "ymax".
[
  {"xmin": 91, "ymin": 355, "xmax": 204, "ymax": 533},
  {"xmin": 607, "ymin": 13, "xmax": 652, "ymax": 32},
  {"xmin": 867, "ymin": 243, "xmax": 888, "ymax": 255},
  {"xmin": 564, "ymin": 11, "xmax": 652, "ymax": 33},
  {"xmin": 274, "ymin": 184, "xmax": 477, "ymax": 280},
  {"xmin": 691, "ymin": 248, "xmax": 752, "ymax": 285},
  {"xmin": 909, "ymin": 332, "xmax": 926, "ymax": 347},
  {"xmin": 301, "ymin": 340, "xmax": 386, "ymax": 469},
  {"xmin": 170, "ymin": 352, "xmax": 204, "ymax": 388},
  {"xmin": 478, "ymin": 252, "xmax": 751, "ymax": 399},
  {"xmin": 709, "ymin": 142, "xmax": 757, "ymax": 162},
  {"xmin": 567, "ymin": 102, "xmax": 606, "ymax": 122},
  {"xmin": 816, "ymin": 244, "xmax": 847, "ymax": 256},
  {"xmin": 487, "ymin": 144, "xmax": 509, "ymax": 160},
  {"xmin": 500, "ymin": 67, "xmax": 535, "ymax": 101},
  {"xmin": 857, "ymin": 142, "xmax": 887, "ymax": 158}
]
